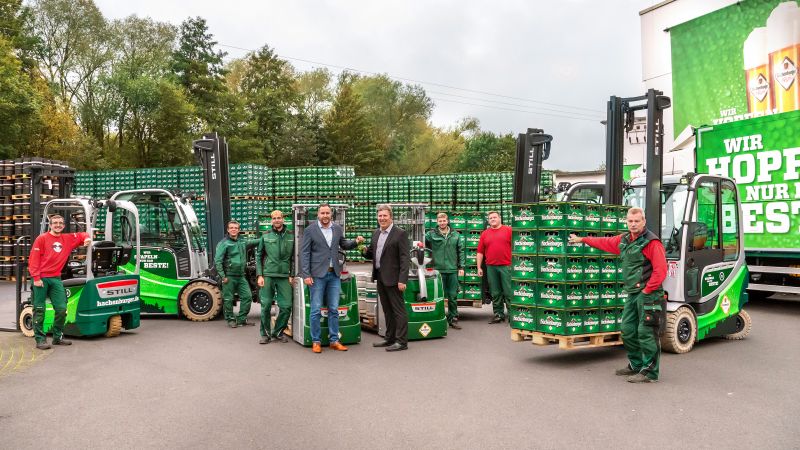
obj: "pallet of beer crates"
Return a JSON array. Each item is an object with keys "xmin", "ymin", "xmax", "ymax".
[{"xmin": 508, "ymin": 201, "xmax": 629, "ymax": 350}]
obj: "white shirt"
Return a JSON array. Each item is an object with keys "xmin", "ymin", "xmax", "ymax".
[
  {"xmin": 318, "ymin": 220, "xmax": 334, "ymax": 267},
  {"xmin": 375, "ymin": 223, "xmax": 393, "ymax": 269}
]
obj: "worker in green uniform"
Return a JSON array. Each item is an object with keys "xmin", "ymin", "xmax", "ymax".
[
  {"xmin": 569, "ymin": 207, "xmax": 667, "ymax": 383},
  {"xmin": 256, "ymin": 210, "xmax": 294, "ymax": 344},
  {"xmin": 425, "ymin": 212, "xmax": 465, "ymax": 329},
  {"xmin": 215, "ymin": 220, "xmax": 257, "ymax": 328}
]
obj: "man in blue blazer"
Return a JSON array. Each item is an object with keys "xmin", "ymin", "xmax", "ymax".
[{"xmin": 300, "ymin": 204, "xmax": 364, "ymax": 354}]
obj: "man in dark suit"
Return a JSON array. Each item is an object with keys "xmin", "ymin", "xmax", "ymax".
[
  {"xmin": 299, "ymin": 204, "xmax": 364, "ymax": 354},
  {"xmin": 363, "ymin": 204, "xmax": 410, "ymax": 352}
]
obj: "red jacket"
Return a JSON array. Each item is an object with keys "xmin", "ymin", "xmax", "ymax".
[
  {"xmin": 582, "ymin": 233, "xmax": 667, "ymax": 294},
  {"xmin": 28, "ymin": 232, "xmax": 90, "ymax": 282},
  {"xmin": 477, "ymin": 225, "xmax": 512, "ymax": 266}
]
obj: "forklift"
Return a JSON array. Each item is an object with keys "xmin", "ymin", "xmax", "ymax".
[
  {"xmin": 109, "ymin": 133, "xmax": 258, "ymax": 321},
  {"xmin": 532, "ymin": 90, "xmax": 751, "ymax": 353},
  {"xmin": 376, "ymin": 203, "xmax": 447, "ymax": 341},
  {"xmin": 290, "ymin": 204, "xmax": 361, "ymax": 346},
  {"xmin": 16, "ymin": 183, "xmax": 143, "ymax": 338}
]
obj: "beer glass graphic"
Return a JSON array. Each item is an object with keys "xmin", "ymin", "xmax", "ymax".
[
  {"xmin": 744, "ymin": 27, "xmax": 771, "ymax": 113},
  {"xmin": 767, "ymin": 1, "xmax": 800, "ymax": 113}
]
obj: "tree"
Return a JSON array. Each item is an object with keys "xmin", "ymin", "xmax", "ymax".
[
  {"xmin": 0, "ymin": 36, "xmax": 40, "ymax": 159},
  {"xmin": 171, "ymin": 16, "xmax": 229, "ymax": 133},
  {"xmin": 322, "ymin": 74, "xmax": 379, "ymax": 173},
  {"xmin": 457, "ymin": 127, "xmax": 516, "ymax": 172}
]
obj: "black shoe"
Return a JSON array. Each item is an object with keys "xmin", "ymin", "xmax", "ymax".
[
  {"xmin": 386, "ymin": 343, "xmax": 408, "ymax": 352},
  {"xmin": 273, "ymin": 333, "xmax": 289, "ymax": 343},
  {"xmin": 36, "ymin": 341, "xmax": 51, "ymax": 350},
  {"xmin": 227, "ymin": 321, "xmax": 237, "ymax": 328},
  {"xmin": 449, "ymin": 322, "xmax": 462, "ymax": 330},
  {"xmin": 372, "ymin": 340, "xmax": 394, "ymax": 348},
  {"xmin": 488, "ymin": 315, "xmax": 504, "ymax": 324},
  {"xmin": 259, "ymin": 336, "xmax": 271, "ymax": 345},
  {"xmin": 52, "ymin": 338, "xmax": 72, "ymax": 346},
  {"xmin": 238, "ymin": 321, "xmax": 256, "ymax": 327}
]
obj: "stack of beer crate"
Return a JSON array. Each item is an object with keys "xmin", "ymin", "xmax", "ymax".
[{"xmin": 509, "ymin": 202, "xmax": 629, "ymax": 344}]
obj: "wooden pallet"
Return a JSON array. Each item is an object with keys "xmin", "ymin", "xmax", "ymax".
[
  {"xmin": 359, "ymin": 311, "xmax": 378, "ymax": 330},
  {"xmin": 510, "ymin": 328, "xmax": 623, "ymax": 350},
  {"xmin": 456, "ymin": 299, "xmax": 483, "ymax": 308},
  {"xmin": 12, "ymin": 214, "xmax": 30, "ymax": 220},
  {"xmin": 230, "ymin": 195, "xmax": 270, "ymax": 201}
]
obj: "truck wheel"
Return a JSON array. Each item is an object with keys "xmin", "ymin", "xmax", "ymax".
[
  {"xmin": 180, "ymin": 281, "xmax": 222, "ymax": 322},
  {"xmin": 19, "ymin": 306, "xmax": 34, "ymax": 338},
  {"xmin": 105, "ymin": 315, "xmax": 122, "ymax": 337},
  {"xmin": 662, "ymin": 307, "xmax": 696, "ymax": 354},
  {"xmin": 722, "ymin": 309, "xmax": 751, "ymax": 340}
]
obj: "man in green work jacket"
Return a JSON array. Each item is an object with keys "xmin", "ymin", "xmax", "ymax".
[
  {"xmin": 425, "ymin": 212, "xmax": 465, "ymax": 329},
  {"xmin": 215, "ymin": 220, "xmax": 258, "ymax": 328},
  {"xmin": 256, "ymin": 210, "xmax": 294, "ymax": 344}
]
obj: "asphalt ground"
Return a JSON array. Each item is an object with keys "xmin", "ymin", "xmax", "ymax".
[{"xmin": 0, "ymin": 281, "xmax": 798, "ymax": 449}]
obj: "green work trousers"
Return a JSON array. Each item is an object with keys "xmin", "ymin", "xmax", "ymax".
[
  {"xmin": 620, "ymin": 291, "xmax": 661, "ymax": 380},
  {"xmin": 259, "ymin": 277, "xmax": 293, "ymax": 337},
  {"xmin": 32, "ymin": 277, "xmax": 67, "ymax": 343},
  {"xmin": 440, "ymin": 272, "xmax": 460, "ymax": 323},
  {"xmin": 222, "ymin": 275, "xmax": 252, "ymax": 325},
  {"xmin": 486, "ymin": 265, "xmax": 512, "ymax": 318}
]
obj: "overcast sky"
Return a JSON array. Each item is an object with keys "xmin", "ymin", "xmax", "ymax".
[{"xmin": 94, "ymin": 0, "xmax": 657, "ymax": 171}]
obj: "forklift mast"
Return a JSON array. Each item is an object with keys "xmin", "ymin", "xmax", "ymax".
[
  {"xmin": 513, "ymin": 128, "xmax": 552, "ymax": 203},
  {"xmin": 192, "ymin": 133, "xmax": 232, "ymax": 261},
  {"xmin": 604, "ymin": 89, "xmax": 670, "ymax": 232}
]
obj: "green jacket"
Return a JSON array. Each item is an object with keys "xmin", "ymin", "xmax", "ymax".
[
  {"xmin": 256, "ymin": 227, "xmax": 294, "ymax": 277},
  {"xmin": 214, "ymin": 236, "xmax": 257, "ymax": 278},
  {"xmin": 425, "ymin": 228, "xmax": 465, "ymax": 273}
]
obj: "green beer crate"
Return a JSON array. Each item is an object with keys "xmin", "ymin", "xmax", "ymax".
[
  {"xmin": 616, "ymin": 307, "xmax": 624, "ymax": 329},
  {"xmin": 465, "ymin": 212, "xmax": 485, "ymax": 230},
  {"xmin": 565, "ymin": 283, "xmax": 584, "ymax": 309},
  {"xmin": 600, "ymin": 257, "xmax": 618, "ymax": 282},
  {"xmin": 537, "ymin": 309, "xmax": 565, "ymax": 334},
  {"xmin": 512, "ymin": 254, "xmax": 537, "ymax": 280},
  {"xmin": 461, "ymin": 283, "xmax": 482, "ymax": 301},
  {"xmin": 583, "ymin": 231, "xmax": 601, "ymax": 255},
  {"xmin": 583, "ymin": 257, "xmax": 600, "ymax": 281},
  {"xmin": 600, "ymin": 283, "xmax": 618, "ymax": 308},
  {"xmin": 566, "ymin": 257, "xmax": 584, "ymax": 282},
  {"xmin": 565, "ymin": 309, "xmax": 585, "ymax": 335},
  {"xmin": 537, "ymin": 229, "xmax": 568, "ymax": 255},
  {"xmin": 462, "ymin": 267, "xmax": 481, "ymax": 283},
  {"xmin": 511, "ymin": 203, "xmax": 537, "ymax": 228},
  {"xmin": 600, "ymin": 308, "xmax": 618, "ymax": 332},
  {"xmin": 537, "ymin": 282, "xmax": 566, "ymax": 308},
  {"xmin": 601, "ymin": 205, "xmax": 620, "ymax": 232},
  {"xmin": 512, "ymin": 280, "xmax": 537, "ymax": 306},
  {"xmin": 512, "ymin": 230, "xmax": 537, "ymax": 254},
  {"xmin": 566, "ymin": 235, "xmax": 584, "ymax": 255},
  {"xmin": 449, "ymin": 212, "xmax": 466, "ymax": 230},
  {"xmin": 616, "ymin": 283, "xmax": 629, "ymax": 306},
  {"xmin": 584, "ymin": 204, "xmax": 602, "ymax": 230},
  {"xmin": 584, "ymin": 283, "xmax": 601, "ymax": 308},
  {"xmin": 465, "ymin": 230, "xmax": 481, "ymax": 249},
  {"xmin": 536, "ymin": 256, "xmax": 567, "ymax": 282},
  {"xmin": 509, "ymin": 305, "xmax": 537, "ymax": 331},
  {"xmin": 565, "ymin": 202, "xmax": 585, "ymax": 229},
  {"xmin": 582, "ymin": 309, "xmax": 601, "ymax": 333},
  {"xmin": 617, "ymin": 205, "xmax": 629, "ymax": 231},
  {"xmin": 465, "ymin": 253, "xmax": 477, "ymax": 267},
  {"xmin": 535, "ymin": 202, "xmax": 567, "ymax": 229}
]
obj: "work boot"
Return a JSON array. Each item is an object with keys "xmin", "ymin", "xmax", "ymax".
[
  {"xmin": 273, "ymin": 333, "xmax": 289, "ymax": 343},
  {"xmin": 238, "ymin": 320, "xmax": 256, "ymax": 327},
  {"xmin": 615, "ymin": 366, "xmax": 638, "ymax": 376},
  {"xmin": 386, "ymin": 343, "xmax": 408, "ymax": 352},
  {"xmin": 312, "ymin": 342, "xmax": 322, "ymax": 354},
  {"xmin": 35, "ymin": 341, "xmax": 51, "ymax": 350},
  {"xmin": 449, "ymin": 321, "xmax": 462, "ymax": 330},
  {"xmin": 259, "ymin": 336, "xmax": 271, "ymax": 345},
  {"xmin": 488, "ymin": 315, "xmax": 504, "ymax": 324},
  {"xmin": 627, "ymin": 373, "xmax": 658, "ymax": 383},
  {"xmin": 227, "ymin": 321, "xmax": 237, "ymax": 328},
  {"xmin": 52, "ymin": 338, "xmax": 72, "ymax": 346}
]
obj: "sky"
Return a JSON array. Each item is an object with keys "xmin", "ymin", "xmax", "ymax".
[{"xmin": 94, "ymin": 0, "xmax": 658, "ymax": 171}]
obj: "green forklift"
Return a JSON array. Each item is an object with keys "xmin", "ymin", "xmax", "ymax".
[
  {"xmin": 377, "ymin": 204, "xmax": 448, "ymax": 341},
  {"xmin": 290, "ymin": 204, "xmax": 361, "ymax": 346},
  {"xmin": 17, "ymin": 197, "xmax": 142, "ymax": 338}
]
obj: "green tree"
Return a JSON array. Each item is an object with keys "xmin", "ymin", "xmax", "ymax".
[
  {"xmin": 457, "ymin": 122, "xmax": 516, "ymax": 172},
  {"xmin": 322, "ymin": 74, "xmax": 379, "ymax": 173},
  {"xmin": 0, "ymin": 36, "xmax": 40, "ymax": 159}
]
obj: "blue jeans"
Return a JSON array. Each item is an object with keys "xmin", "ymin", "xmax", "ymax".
[{"xmin": 309, "ymin": 271, "xmax": 341, "ymax": 343}]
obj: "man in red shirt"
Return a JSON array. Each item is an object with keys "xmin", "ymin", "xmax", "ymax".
[
  {"xmin": 569, "ymin": 207, "xmax": 667, "ymax": 383},
  {"xmin": 27, "ymin": 214, "xmax": 91, "ymax": 350},
  {"xmin": 477, "ymin": 211, "xmax": 512, "ymax": 324}
]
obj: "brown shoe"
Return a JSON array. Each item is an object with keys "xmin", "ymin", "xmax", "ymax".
[
  {"xmin": 329, "ymin": 342, "xmax": 348, "ymax": 351},
  {"xmin": 312, "ymin": 342, "xmax": 322, "ymax": 353}
]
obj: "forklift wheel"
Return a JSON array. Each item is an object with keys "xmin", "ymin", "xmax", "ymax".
[
  {"xmin": 662, "ymin": 307, "xmax": 696, "ymax": 354},
  {"xmin": 722, "ymin": 309, "xmax": 751, "ymax": 340},
  {"xmin": 19, "ymin": 305, "xmax": 34, "ymax": 338},
  {"xmin": 105, "ymin": 315, "xmax": 122, "ymax": 337},
  {"xmin": 180, "ymin": 281, "xmax": 222, "ymax": 322}
]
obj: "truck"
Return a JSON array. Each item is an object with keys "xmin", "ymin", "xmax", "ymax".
[{"xmin": 638, "ymin": 0, "xmax": 800, "ymax": 298}]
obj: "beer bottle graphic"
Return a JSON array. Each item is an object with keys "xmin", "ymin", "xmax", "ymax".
[
  {"xmin": 744, "ymin": 27, "xmax": 771, "ymax": 113},
  {"xmin": 767, "ymin": 1, "xmax": 800, "ymax": 113}
]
